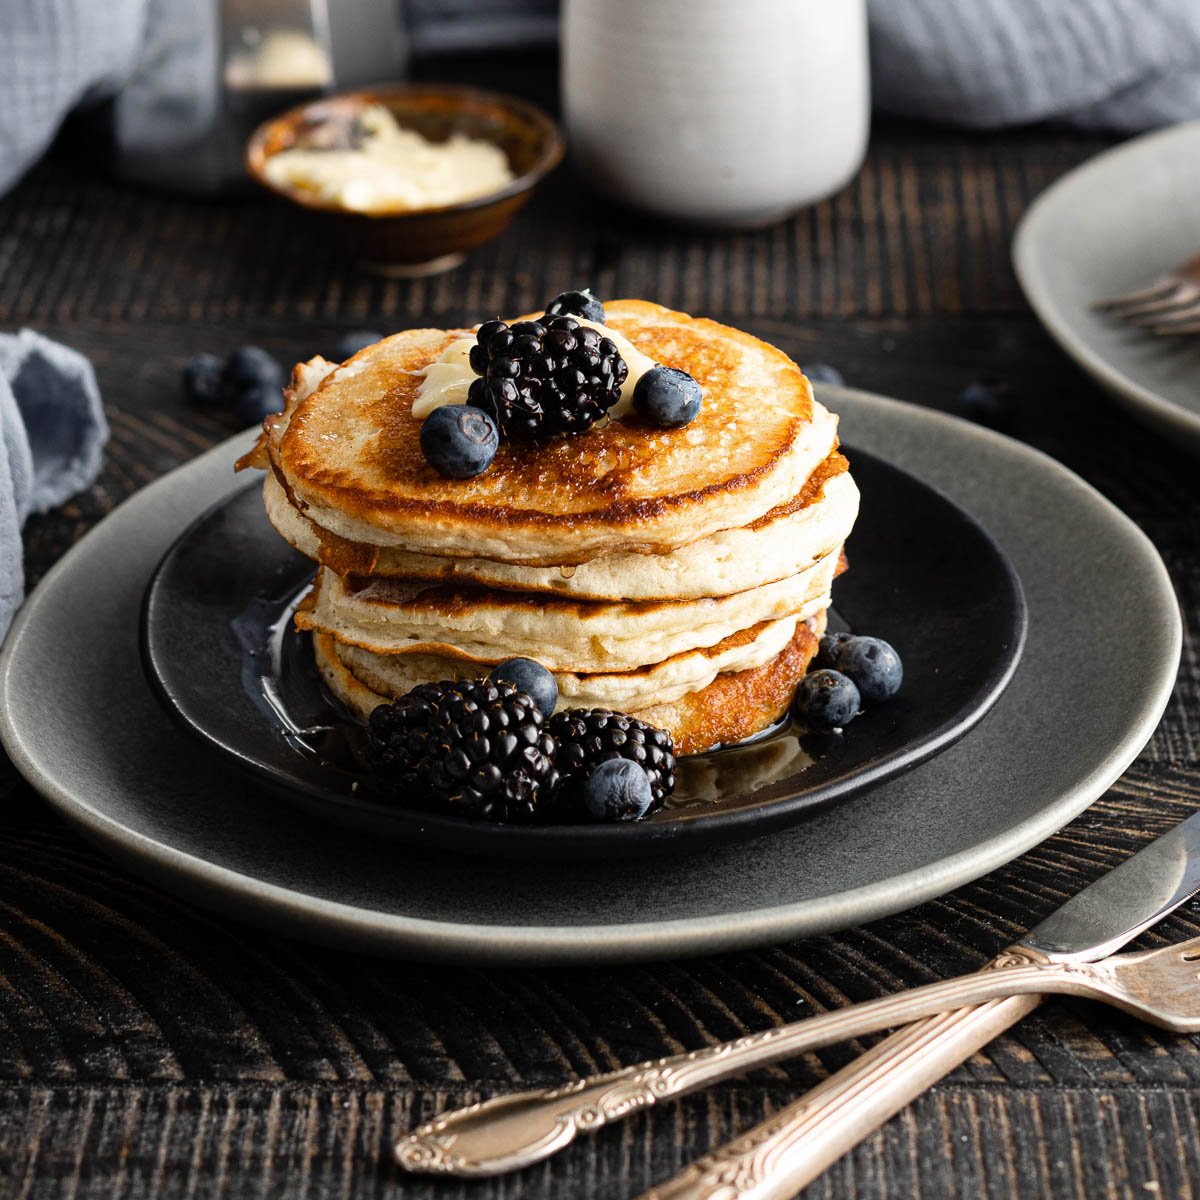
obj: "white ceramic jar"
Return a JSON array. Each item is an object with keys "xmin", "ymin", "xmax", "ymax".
[{"xmin": 561, "ymin": 0, "xmax": 869, "ymax": 227}]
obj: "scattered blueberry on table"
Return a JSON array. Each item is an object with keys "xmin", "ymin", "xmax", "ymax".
[
  {"xmin": 333, "ymin": 330, "xmax": 383, "ymax": 361},
  {"xmin": 222, "ymin": 345, "xmax": 284, "ymax": 402},
  {"xmin": 181, "ymin": 352, "xmax": 224, "ymax": 408},
  {"xmin": 802, "ymin": 363, "xmax": 846, "ymax": 387},
  {"xmin": 182, "ymin": 344, "xmax": 285, "ymax": 425},
  {"xmin": 234, "ymin": 384, "xmax": 282, "ymax": 427},
  {"xmin": 957, "ymin": 380, "xmax": 1011, "ymax": 430}
]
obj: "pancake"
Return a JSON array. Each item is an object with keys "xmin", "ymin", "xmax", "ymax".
[
  {"xmin": 261, "ymin": 455, "xmax": 859, "ymax": 601},
  {"xmin": 337, "ymin": 613, "xmax": 802, "ymax": 712},
  {"xmin": 295, "ymin": 550, "xmax": 840, "ymax": 672},
  {"xmin": 312, "ymin": 610, "xmax": 825, "ymax": 755},
  {"xmin": 239, "ymin": 301, "xmax": 841, "ymax": 565}
]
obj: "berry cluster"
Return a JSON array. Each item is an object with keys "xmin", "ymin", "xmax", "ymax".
[
  {"xmin": 467, "ymin": 314, "xmax": 628, "ymax": 438},
  {"xmin": 183, "ymin": 333, "xmax": 383, "ymax": 427},
  {"xmin": 792, "ymin": 634, "xmax": 903, "ymax": 734},
  {"xmin": 183, "ymin": 345, "xmax": 285, "ymax": 426},
  {"xmin": 364, "ymin": 657, "xmax": 676, "ymax": 824},
  {"xmin": 418, "ymin": 287, "xmax": 705, "ymax": 479}
]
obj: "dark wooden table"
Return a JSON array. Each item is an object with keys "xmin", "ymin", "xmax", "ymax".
[{"xmin": 3, "ymin": 55, "xmax": 1200, "ymax": 1200}]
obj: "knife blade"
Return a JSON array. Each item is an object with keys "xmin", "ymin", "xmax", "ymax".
[
  {"xmin": 1020, "ymin": 809, "xmax": 1200, "ymax": 961},
  {"xmin": 640, "ymin": 810, "xmax": 1200, "ymax": 1200}
]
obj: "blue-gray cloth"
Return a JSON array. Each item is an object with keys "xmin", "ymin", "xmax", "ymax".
[
  {"xmin": 0, "ymin": 331, "xmax": 108, "ymax": 638},
  {"xmin": 3, "ymin": 0, "xmax": 1200, "ymax": 192}
]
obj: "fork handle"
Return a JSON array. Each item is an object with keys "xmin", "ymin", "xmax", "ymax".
[
  {"xmin": 397, "ymin": 951, "xmax": 1061, "ymax": 1177},
  {"xmin": 640, "ymin": 951, "xmax": 1045, "ymax": 1200}
]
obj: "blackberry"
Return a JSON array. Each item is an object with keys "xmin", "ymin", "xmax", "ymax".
[
  {"xmin": 365, "ymin": 679, "xmax": 558, "ymax": 823},
  {"xmin": 467, "ymin": 315, "xmax": 627, "ymax": 438},
  {"xmin": 548, "ymin": 708, "xmax": 676, "ymax": 810}
]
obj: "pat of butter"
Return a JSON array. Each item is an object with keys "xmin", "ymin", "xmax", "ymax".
[
  {"xmin": 262, "ymin": 104, "xmax": 514, "ymax": 213},
  {"xmin": 412, "ymin": 318, "xmax": 656, "ymax": 421}
]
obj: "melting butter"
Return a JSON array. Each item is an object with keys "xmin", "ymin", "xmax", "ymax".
[
  {"xmin": 262, "ymin": 104, "xmax": 514, "ymax": 213},
  {"xmin": 412, "ymin": 317, "xmax": 656, "ymax": 420}
]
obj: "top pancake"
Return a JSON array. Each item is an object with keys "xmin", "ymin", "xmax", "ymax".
[{"xmin": 248, "ymin": 300, "xmax": 839, "ymax": 566}]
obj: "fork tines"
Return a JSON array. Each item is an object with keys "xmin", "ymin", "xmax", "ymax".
[{"xmin": 1093, "ymin": 254, "xmax": 1200, "ymax": 335}]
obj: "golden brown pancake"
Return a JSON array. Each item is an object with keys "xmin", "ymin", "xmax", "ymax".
[
  {"xmin": 260, "ymin": 452, "xmax": 858, "ymax": 601},
  {"xmin": 238, "ymin": 301, "xmax": 840, "ymax": 565},
  {"xmin": 312, "ymin": 611, "xmax": 825, "ymax": 755},
  {"xmin": 294, "ymin": 550, "xmax": 838, "ymax": 673}
]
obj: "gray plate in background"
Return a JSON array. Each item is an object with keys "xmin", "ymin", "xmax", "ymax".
[
  {"xmin": 1014, "ymin": 119, "xmax": 1200, "ymax": 455},
  {"xmin": 0, "ymin": 388, "xmax": 1181, "ymax": 964}
]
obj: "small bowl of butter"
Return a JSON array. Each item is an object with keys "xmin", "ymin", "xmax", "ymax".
[{"xmin": 246, "ymin": 85, "xmax": 564, "ymax": 275}]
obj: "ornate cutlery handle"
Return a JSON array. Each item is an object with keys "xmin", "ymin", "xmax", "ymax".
[
  {"xmin": 397, "ymin": 948, "xmax": 1059, "ymax": 1177},
  {"xmin": 640, "ymin": 949, "xmax": 1048, "ymax": 1200}
]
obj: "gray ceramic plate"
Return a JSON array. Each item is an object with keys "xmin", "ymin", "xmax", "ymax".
[
  {"xmin": 1014, "ymin": 120, "xmax": 1200, "ymax": 455},
  {"xmin": 0, "ymin": 388, "xmax": 1181, "ymax": 964}
]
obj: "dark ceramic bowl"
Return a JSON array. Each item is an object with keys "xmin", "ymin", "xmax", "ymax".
[{"xmin": 245, "ymin": 84, "xmax": 564, "ymax": 276}]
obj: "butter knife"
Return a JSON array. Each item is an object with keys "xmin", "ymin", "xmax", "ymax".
[
  {"xmin": 641, "ymin": 810, "xmax": 1200, "ymax": 1200},
  {"xmin": 395, "ymin": 812, "xmax": 1200, "ymax": 1180}
]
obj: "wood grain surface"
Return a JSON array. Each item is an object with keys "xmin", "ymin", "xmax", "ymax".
[{"xmin": 3, "ymin": 53, "xmax": 1200, "ymax": 1200}]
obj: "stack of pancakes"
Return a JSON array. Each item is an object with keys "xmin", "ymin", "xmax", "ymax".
[{"xmin": 237, "ymin": 301, "xmax": 859, "ymax": 753}]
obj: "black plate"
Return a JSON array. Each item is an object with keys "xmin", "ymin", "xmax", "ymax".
[{"xmin": 140, "ymin": 449, "xmax": 1025, "ymax": 860}]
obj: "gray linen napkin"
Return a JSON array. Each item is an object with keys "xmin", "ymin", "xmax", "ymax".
[
  {"xmin": 0, "ymin": 330, "xmax": 108, "ymax": 638},
  {"xmin": 871, "ymin": 0, "xmax": 1200, "ymax": 132}
]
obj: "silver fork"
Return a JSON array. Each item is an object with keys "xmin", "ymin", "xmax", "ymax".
[
  {"xmin": 394, "ymin": 933, "xmax": 1200, "ymax": 1177},
  {"xmin": 1093, "ymin": 251, "xmax": 1200, "ymax": 334}
]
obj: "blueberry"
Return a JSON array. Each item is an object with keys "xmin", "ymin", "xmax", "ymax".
[
  {"xmin": 632, "ymin": 365, "xmax": 703, "ymax": 428},
  {"xmin": 334, "ymin": 330, "xmax": 383, "ymax": 361},
  {"xmin": 545, "ymin": 289, "xmax": 605, "ymax": 325},
  {"xmin": 958, "ymin": 381, "xmax": 1011, "ymax": 430},
  {"xmin": 582, "ymin": 758, "xmax": 654, "ymax": 822},
  {"xmin": 420, "ymin": 405, "xmax": 499, "ymax": 478},
  {"xmin": 832, "ymin": 636, "xmax": 903, "ymax": 706},
  {"xmin": 488, "ymin": 657, "xmax": 558, "ymax": 718},
  {"xmin": 814, "ymin": 631, "xmax": 853, "ymax": 671},
  {"xmin": 222, "ymin": 345, "xmax": 284, "ymax": 402},
  {"xmin": 182, "ymin": 353, "xmax": 224, "ymax": 408},
  {"xmin": 235, "ymin": 383, "xmax": 282, "ymax": 426},
  {"xmin": 802, "ymin": 363, "xmax": 845, "ymax": 387},
  {"xmin": 792, "ymin": 669, "xmax": 861, "ymax": 733}
]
